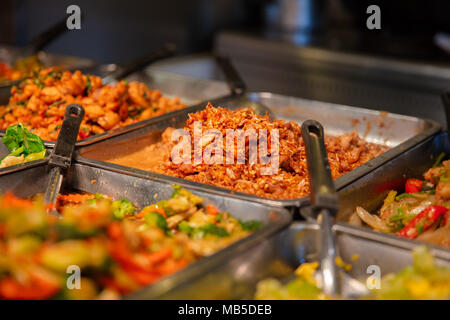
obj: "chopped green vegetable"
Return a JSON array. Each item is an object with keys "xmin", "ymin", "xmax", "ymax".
[
  {"xmin": 145, "ymin": 211, "xmax": 169, "ymax": 233},
  {"xmin": 193, "ymin": 224, "xmax": 229, "ymax": 238},
  {"xmin": 170, "ymin": 185, "xmax": 203, "ymax": 205},
  {"xmin": 25, "ymin": 150, "xmax": 46, "ymax": 162},
  {"xmin": 2, "ymin": 123, "xmax": 45, "ymax": 156},
  {"xmin": 33, "ymin": 78, "xmax": 45, "ymax": 89},
  {"xmin": 216, "ymin": 212, "xmax": 224, "ymax": 223},
  {"xmin": 432, "ymin": 152, "xmax": 446, "ymax": 168},
  {"xmin": 179, "ymin": 222, "xmax": 230, "ymax": 239},
  {"xmin": 395, "ymin": 193, "xmax": 416, "ymax": 201},
  {"xmin": 388, "ymin": 208, "xmax": 416, "ymax": 232},
  {"xmin": 178, "ymin": 221, "xmax": 194, "ymax": 235},
  {"xmin": 85, "ymin": 77, "xmax": 92, "ymax": 94},
  {"xmin": 1, "ymin": 124, "xmax": 46, "ymax": 167},
  {"xmin": 416, "ymin": 221, "xmax": 425, "ymax": 235},
  {"xmin": 112, "ymin": 199, "xmax": 135, "ymax": 219}
]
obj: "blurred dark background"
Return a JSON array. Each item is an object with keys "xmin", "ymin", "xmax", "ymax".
[{"xmin": 1, "ymin": 0, "xmax": 450, "ymax": 64}]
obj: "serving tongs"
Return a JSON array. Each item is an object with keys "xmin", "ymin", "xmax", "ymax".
[
  {"xmin": 301, "ymin": 120, "xmax": 340, "ymax": 297},
  {"xmin": 301, "ymin": 120, "xmax": 370, "ymax": 299},
  {"xmin": 215, "ymin": 56, "xmax": 275, "ymax": 119},
  {"xmin": 43, "ymin": 104, "xmax": 84, "ymax": 216},
  {"xmin": 81, "ymin": 43, "xmax": 177, "ymax": 85}
]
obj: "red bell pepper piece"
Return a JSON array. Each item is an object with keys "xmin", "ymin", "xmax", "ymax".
[
  {"xmin": 78, "ymin": 130, "xmax": 90, "ymax": 139},
  {"xmin": 397, "ymin": 205, "xmax": 448, "ymax": 239},
  {"xmin": 404, "ymin": 178, "xmax": 424, "ymax": 193}
]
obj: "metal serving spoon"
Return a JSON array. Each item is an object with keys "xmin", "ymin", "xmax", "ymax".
[
  {"xmin": 43, "ymin": 104, "xmax": 84, "ymax": 216},
  {"xmin": 301, "ymin": 120, "xmax": 370, "ymax": 299}
]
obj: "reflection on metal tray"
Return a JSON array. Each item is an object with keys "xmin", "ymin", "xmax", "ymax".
[
  {"xmin": 337, "ymin": 132, "xmax": 450, "ymax": 250},
  {"xmin": 129, "ymin": 222, "xmax": 450, "ymax": 299},
  {"xmin": 76, "ymin": 91, "xmax": 440, "ymax": 208},
  {"xmin": 0, "ymin": 161, "xmax": 291, "ymax": 298}
]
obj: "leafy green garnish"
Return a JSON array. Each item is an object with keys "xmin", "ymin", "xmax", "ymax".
[
  {"xmin": 112, "ymin": 199, "xmax": 136, "ymax": 219},
  {"xmin": 25, "ymin": 150, "xmax": 47, "ymax": 162},
  {"xmin": 2, "ymin": 124, "xmax": 46, "ymax": 161}
]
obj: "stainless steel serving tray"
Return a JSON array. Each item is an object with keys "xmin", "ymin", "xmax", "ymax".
[
  {"xmin": 337, "ymin": 131, "xmax": 450, "ymax": 250},
  {"xmin": 0, "ymin": 160, "xmax": 292, "ymax": 298},
  {"xmin": 76, "ymin": 92, "xmax": 440, "ymax": 208},
  {"xmin": 129, "ymin": 221, "xmax": 450, "ymax": 299}
]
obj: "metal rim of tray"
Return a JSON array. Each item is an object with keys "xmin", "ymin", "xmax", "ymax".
[
  {"xmin": 129, "ymin": 221, "xmax": 450, "ymax": 299},
  {"xmin": 73, "ymin": 91, "xmax": 441, "ymax": 208},
  {"xmin": 334, "ymin": 222, "xmax": 450, "ymax": 259}
]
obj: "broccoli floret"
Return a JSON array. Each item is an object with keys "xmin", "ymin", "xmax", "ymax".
[
  {"xmin": 178, "ymin": 221, "xmax": 194, "ymax": 235},
  {"xmin": 196, "ymin": 224, "xmax": 229, "ymax": 238},
  {"xmin": 170, "ymin": 185, "xmax": 203, "ymax": 205},
  {"xmin": 112, "ymin": 199, "xmax": 135, "ymax": 219},
  {"xmin": 145, "ymin": 211, "xmax": 168, "ymax": 233}
]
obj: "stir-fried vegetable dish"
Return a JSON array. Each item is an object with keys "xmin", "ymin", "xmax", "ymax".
[
  {"xmin": 0, "ymin": 67, "xmax": 186, "ymax": 141},
  {"xmin": 351, "ymin": 156, "xmax": 450, "ymax": 248},
  {"xmin": 0, "ymin": 186, "xmax": 262, "ymax": 299},
  {"xmin": 0, "ymin": 124, "xmax": 46, "ymax": 168},
  {"xmin": 254, "ymin": 246, "xmax": 450, "ymax": 300},
  {"xmin": 372, "ymin": 246, "xmax": 450, "ymax": 299},
  {"xmin": 254, "ymin": 262, "xmax": 327, "ymax": 300}
]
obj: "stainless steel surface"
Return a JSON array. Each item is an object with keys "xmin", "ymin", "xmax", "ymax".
[
  {"xmin": 0, "ymin": 161, "xmax": 291, "ymax": 299},
  {"xmin": 44, "ymin": 104, "xmax": 84, "ymax": 215},
  {"xmin": 215, "ymin": 32, "xmax": 450, "ymax": 130},
  {"xmin": 301, "ymin": 119, "xmax": 339, "ymax": 296},
  {"xmin": 130, "ymin": 222, "xmax": 450, "ymax": 299},
  {"xmin": 337, "ymin": 132, "xmax": 450, "ymax": 251},
  {"xmin": 76, "ymin": 91, "xmax": 440, "ymax": 208},
  {"xmin": 43, "ymin": 166, "xmax": 63, "ymax": 216},
  {"xmin": 318, "ymin": 209, "xmax": 339, "ymax": 296}
]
